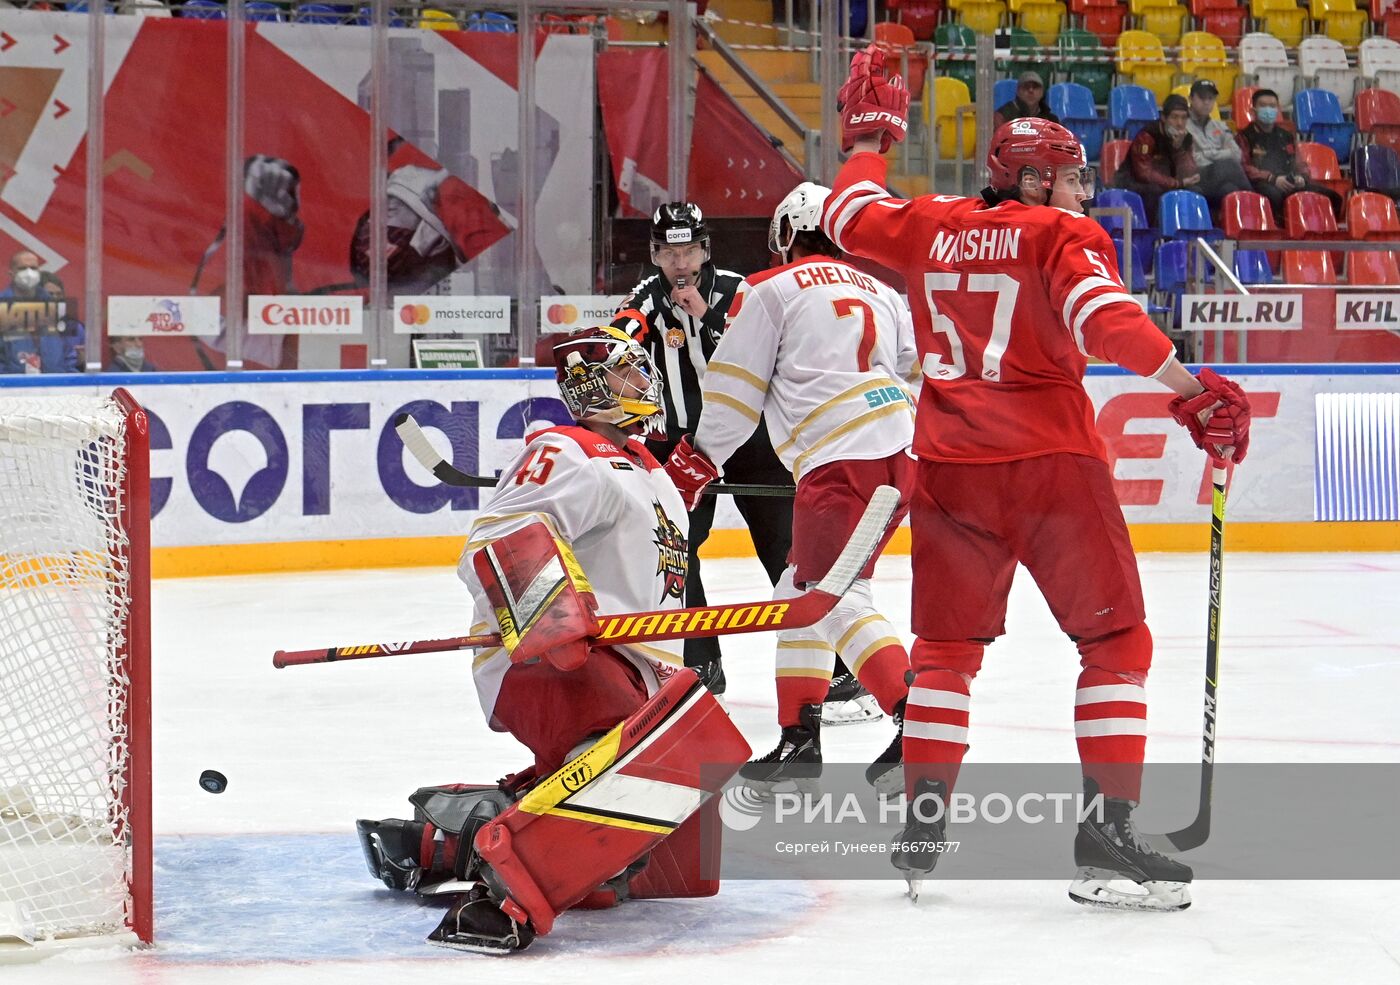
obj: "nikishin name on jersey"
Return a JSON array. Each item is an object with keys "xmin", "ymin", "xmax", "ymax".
[
  {"xmin": 929, "ymin": 227, "xmax": 1022, "ymax": 265},
  {"xmin": 793, "ymin": 264, "xmax": 878, "ymax": 294}
]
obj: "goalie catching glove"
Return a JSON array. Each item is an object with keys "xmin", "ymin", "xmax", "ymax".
[
  {"xmin": 837, "ymin": 44, "xmax": 910, "ymax": 153},
  {"xmin": 1168, "ymin": 367, "xmax": 1252, "ymax": 465},
  {"xmin": 664, "ymin": 435, "xmax": 721, "ymax": 511},
  {"xmin": 472, "ymin": 522, "xmax": 599, "ymax": 671}
]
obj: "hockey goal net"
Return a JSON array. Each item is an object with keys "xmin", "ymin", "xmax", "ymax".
[{"xmin": 0, "ymin": 389, "xmax": 151, "ymax": 955}]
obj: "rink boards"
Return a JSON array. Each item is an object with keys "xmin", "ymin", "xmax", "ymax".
[{"xmin": 1, "ymin": 365, "xmax": 1396, "ymax": 574}]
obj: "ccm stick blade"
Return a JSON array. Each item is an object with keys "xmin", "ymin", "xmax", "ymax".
[
  {"xmin": 273, "ymin": 485, "xmax": 900, "ymax": 668},
  {"xmin": 393, "ymin": 413, "xmax": 796, "ymax": 498}
]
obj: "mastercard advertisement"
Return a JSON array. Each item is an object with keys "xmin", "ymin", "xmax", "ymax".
[
  {"xmin": 393, "ymin": 296, "xmax": 512, "ymax": 334},
  {"xmin": 538, "ymin": 295, "xmax": 627, "ymax": 334}
]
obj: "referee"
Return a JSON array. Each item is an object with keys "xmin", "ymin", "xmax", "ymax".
[{"xmin": 612, "ymin": 202, "xmax": 794, "ymax": 696}]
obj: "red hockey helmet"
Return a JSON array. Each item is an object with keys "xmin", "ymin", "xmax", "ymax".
[
  {"xmin": 986, "ymin": 118, "xmax": 1089, "ymax": 192},
  {"xmin": 553, "ymin": 326, "xmax": 665, "ymax": 436}
]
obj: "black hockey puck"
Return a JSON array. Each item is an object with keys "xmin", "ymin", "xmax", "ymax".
[{"xmin": 199, "ymin": 769, "xmax": 228, "ymax": 794}]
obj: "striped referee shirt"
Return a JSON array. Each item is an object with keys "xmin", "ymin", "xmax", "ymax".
[{"xmin": 611, "ymin": 263, "xmax": 745, "ymax": 441}]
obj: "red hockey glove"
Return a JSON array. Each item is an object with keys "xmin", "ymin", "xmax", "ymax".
[
  {"xmin": 1168, "ymin": 368, "xmax": 1252, "ymax": 465},
  {"xmin": 664, "ymin": 435, "xmax": 720, "ymax": 511},
  {"xmin": 837, "ymin": 44, "xmax": 910, "ymax": 154}
]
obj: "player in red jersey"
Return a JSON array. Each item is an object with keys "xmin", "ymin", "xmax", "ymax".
[{"xmin": 824, "ymin": 47, "xmax": 1252, "ymax": 910}]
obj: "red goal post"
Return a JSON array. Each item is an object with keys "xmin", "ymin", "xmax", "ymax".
[{"xmin": 0, "ymin": 387, "xmax": 151, "ymax": 955}]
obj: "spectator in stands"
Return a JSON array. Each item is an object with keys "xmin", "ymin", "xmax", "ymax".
[
  {"xmin": 1117, "ymin": 93, "xmax": 1199, "ymax": 222},
  {"xmin": 992, "ymin": 72, "xmax": 1060, "ymax": 131},
  {"xmin": 106, "ymin": 336, "xmax": 156, "ymax": 373},
  {"xmin": 1184, "ymin": 80, "xmax": 1251, "ymax": 219},
  {"xmin": 0, "ymin": 253, "xmax": 82, "ymax": 374},
  {"xmin": 1236, "ymin": 88, "xmax": 1344, "ymax": 223}
]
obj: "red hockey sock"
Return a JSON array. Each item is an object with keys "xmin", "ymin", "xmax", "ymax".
[
  {"xmin": 851, "ymin": 641, "xmax": 911, "ymax": 716},
  {"xmin": 776, "ymin": 673, "xmax": 831, "ymax": 727},
  {"xmin": 1075, "ymin": 624, "xmax": 1152, "ymax": 801}
]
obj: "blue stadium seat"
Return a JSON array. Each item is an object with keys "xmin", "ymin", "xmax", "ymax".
[
  {"xmin": 1109, "ymin": 84, "xmax": 1159, "ymax": 138},
  {"xmin": 1159, "ymin": 189, "xmax": 1219, "ymax": 240},
  {"xmin": 245, "ymin": 0, "xmax": 282, "ymax": 20},
  {"xmin": 1234, "ymin": 249, "xmax": 1274, "ymax": 284},
  {"xmin": 1049, "ymin": 82, "xmax": 1106, "ymax": 160},
  {"xmin": 181, "ymin": 0, "xmax": 226, "ymax": 18},
  {"xmin": 1352, "ymin": 145, "xmax": 1400, "ymax": 197},
  {"xmin": 354, "ymin": 6, "xmax": 408, "ymax": 25},
  {"xmin": 1294, "ymin": 88, "xmax": 1358, "ymax": 160},
  {"xmin": 994, "ymin": 78, "xmax": 1018, "ymax": 109},
  {"xmin": 1094, "ymin": 188, "xmax": 1156, "ymax": 279},
  {"xmin": 296, "ymin": 2, "xmax": 342, "ymax": 22},
  {"xmin": 466, "ymin": 10, "xmax": 515, "ymax": 31}
]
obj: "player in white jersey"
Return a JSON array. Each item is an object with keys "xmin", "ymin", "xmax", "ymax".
[
  {"xmin": 355, "ymin": 327, "xmax": 750, "ymax": 953},
  {"xmin": 667, "ymin": 182, "xmax": 919, "ymax": 794}
]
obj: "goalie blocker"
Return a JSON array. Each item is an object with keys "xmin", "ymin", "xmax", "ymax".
[{"xmin": 357, "ymin": 670, "xmax": 750, "ymax": 952}]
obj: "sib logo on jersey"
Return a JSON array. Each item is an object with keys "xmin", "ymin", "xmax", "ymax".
[{"xmin": 651, "ymin": 502, "xmax": 688, "ymax": 603}]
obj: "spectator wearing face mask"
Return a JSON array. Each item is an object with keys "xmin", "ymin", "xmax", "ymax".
[
  {"xmin": 106, "ymin": 335, "xmax": 156, "ymax": 373},
  {"xmin": 1236, "ymin": 88, "xmax": 1344, "ymax": 223},
  {"xmin": 0, "ymin": 253, "xmax": 83, "ymax": 373},
  {"xmin": 1116, "ymin": 94, "xmax": 1200, "ymax": 222}
]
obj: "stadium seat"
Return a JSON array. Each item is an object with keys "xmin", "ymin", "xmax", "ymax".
[
  {"xmin": 994, "ymin": 78, "xmax": 1019, "ymax": 108},
  {"xmin": 931, "ymin": 77, "xmax": 977, "ymax": 159},
  {"xmin": 935, "ymin": 23, "xmax": 978, "ymax": 90},
  {"xmin": 959, "ymin": 0, "xmax": 1006, "ymax": 33},
  {"xmin": 296, "ymin": 3, "xmax": 342, "ymax": 22},
  {"xmin": 418, "ymin": 8, "xmax": 458, "ymax": 29},
  {"xmin": 1191, "ymin": 0, "xmax": 1246, "ymax": 45},
  {"xmin": 1018, "ymin": 1, "xmax": 1065, "ymax": 45},
  {"xmin": 1261, "ymin": 0, "xmax": 1309, "ymax": 47},
  {"xmin": 1239, "ymin": 32, "xmax": 1297, "ymax": 106},
  {"xmin": 1059, "ymin": 28, "xmax": 1113, "ymax": 103},
  {"xmin": 1139, "ymin": 3, "xmax": 1186, "ymax": 44},
  {"xmin": 1346, "ymin": 191, "xmax": 1400, "ymax": 284},
  {"xmin": 1116, "ymin": 30, "xmax": 1174, "ymax": 102},
  {"xmin": 245, "ymin": 1, "xmax": 281, "ymax": 20},
  {"xmin": 466, "ymin": 11, "xmax": 515, "ymax": 31},
  {"xmin": 1083, "ymin": 2, "xmax": 1126, "ymax": 44},
  {"xmin": 1094, "ymin": 188, "xmax": 1156, "ymax": 281},
  {"xmin": 1295, "ymin": 89, "xmax": 1358, "ymax": 160},
  {"xmin": 1179, "ymin": 31, "xmax": 1238, "ymax": 100},
  {"xmin": 1171, "ymin": 84, "xmax": 1222, "ymax": 120},
  {"xmin": 1299, "ymin": 37, "xmax": 1359, "ymax": 113},
  {"xmin": 1284, "ymin": 190, "xmax": 1342, "ymax": 240},
  {"xmin": 1222, "ymin": 190, "xmax": 1279, "ymax": 240},
  {"xmin": 355, "ymin": 5, "xmax": 408, "ymax": 24},
  {"xmin": 1356, "ymin": 88, "xmax": 1400, "ymax": 153},
  {"xmin": 1296, "ymin": 142, "xmax": 1353, "ymax": 199},
  {"xmin": 875, "ymin": 23, "xmax": 929, "ymax": 101},
  {"xmin": 1005, "ymin": 25, "xmax": 1041, "ymax": 77},
  {"xmin": 1387, "ymin": 10, "xmax": 1400, "ymax": 42},
  {"xmin": 1360, "ymin": 38, "xmax": 1400, "ymax": 93},
  {"xmin": 1048, "ymin": 82, "xmax": 1106, "ymax": 159},
  {"xmin": 899, "ymin": 0, "xmax": 943, "ymax": 39},
  {"xmin": 1234, "ymin": 249, "xmax": 1275, "ymax": 284},
  {"xmin": 181, "ymin": 0, "xmax": 225, "ymax": 17},
  {"xmin": 1352, "ymin": 144, "xmax": 1400, "ymax": 196},
  {"xmin": 1281, "ymin": 249, "xmax": 1338, "ymax": 284},
  {"xmin": 1100, "ymin": 139, "xmax": 1131, "ymax": 188},
  {"xmin": 1232, "ymin": 85, "xmax": 1260, "ymax": 131},
  {"xmin": 1318, "ymin": 0, "xmax": 1368, "ymax": 46},
  {"xmin": 1109, "ymin": 84, "xmax": 1160, "ymax": 138},
  {"xmin": 1160, "ymin": 189, "xmax": 1218, "ymax": 239}
]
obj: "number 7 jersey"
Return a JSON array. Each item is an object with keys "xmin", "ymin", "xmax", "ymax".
[{"xmin": 822, "ymin": 152, "xmax": 1177, "ymax": 464}]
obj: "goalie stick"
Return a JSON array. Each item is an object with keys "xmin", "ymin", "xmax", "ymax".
[
  {"xmin": 395, "ymin": 414, "xmax": 796, "ymax": 498},
  {"xmin": 273, "ymin": 484, "xmax": 900, "ymax": 669},
  {"xmin": 1144, "ymin": 463, "xmax": 1228, "ymax": 854}
]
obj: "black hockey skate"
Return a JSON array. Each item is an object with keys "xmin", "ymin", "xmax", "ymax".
[
  {"xmin": 892, "ymin": 778, "xmax": 948, "ymax": 902},
  {"xmin": 738, "ymin": 703, "xmax": 821, "ymax": 795},
  {"xmin": 1069, "ymin": 782, "xmax": 1193, "ymax": 912},
  {"xmin": 690, "ymin": 657, "xmax": 727, "ymax": 698},
  {"xmin": 428, "ymin": 885, "xmax": 536, "ymax": 954},
  {"xmin": 821, "ymin": 671, "xmax": 882, "ymax": 726},
  {"xmin": 356, "ymin": 818, "xmax": 428, "ymax": 891},
  {"xmin": 864, "ymin": 699, "xmax": 905, "ymax": 798}
]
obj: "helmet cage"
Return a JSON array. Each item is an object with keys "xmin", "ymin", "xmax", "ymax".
[{"xmin": 554, "ymin": 328, "xmax": 665, "ymax": 437}]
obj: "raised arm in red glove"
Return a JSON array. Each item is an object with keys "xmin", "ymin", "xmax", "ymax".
[
  {"xmin": 664, "ymin": 435, "xmax": 721, "ymax": 511},
  {"xmin": 1168, "ymin": 367, "xmax": 1252, "ymax": 464},
  {"xmin": 837, "ymin": 44, "xmax": 910, "ymax": 154}
]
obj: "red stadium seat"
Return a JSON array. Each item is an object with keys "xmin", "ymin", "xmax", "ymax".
[
  {"xmin": 1295, "ymin": 143, "xmax": 1353, "ymax": 200},
  {"xmin": 1232, "ymin": 85, "xmax": 1258, "ymax": 131},
  {"xmin": 1348, "ymin": 190, "xmax": 1400, "ymax": 239},
  {"xmin": 1100, "ymin": 139, "xmax": 1131, "ymax": 187},
  {"xmin": 1083, "ymin": 4, "xmax": 1126, "ymax": 44},
  {"xmin": 1202, "ymin": 8, "xmax": 1246, "ymax": 45},
  {"xmin": 1356, "ymin": 87, "xmax": 1400, "ymax": 152},
  {"xmin": 898, "ymin": 0, "xmax": 941, "ymax": 40},
  {"xmin": 1281, "ymin": 250, "xmax": 1338, "ymax": 284},
  {"xmin": 1221, "ymin": 191, "xmax": 1279, "ymax": 239},
  {"xmin": 1284, "ymin": 191, "xmax": 1342, "ymax": 239},
  {"xmin": 874, "ymin": 22, "xmax": 928, "ymax": 101}
]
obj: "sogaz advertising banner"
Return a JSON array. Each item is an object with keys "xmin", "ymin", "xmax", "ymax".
[{"xmin": 3, "ymin": 368, "xmax": 1394, "ymax": 549}]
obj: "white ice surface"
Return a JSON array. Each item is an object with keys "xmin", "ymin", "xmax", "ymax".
[{"xmin": 8, "ymin": 551, "xmax": 1400, "ymax": 984}]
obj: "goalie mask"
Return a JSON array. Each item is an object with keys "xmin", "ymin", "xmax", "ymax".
[
  {"xmin": 554, "ymin": 326, "xmax": 665, "ymax": 437},
  {"xmin": 768, "ymin": 181, "xmax": 835, "ymax": 262}
]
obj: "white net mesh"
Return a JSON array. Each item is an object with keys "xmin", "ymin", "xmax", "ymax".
[{"xmin": 0, "ymin": 394, "xmax": 133, "ymax": 943}]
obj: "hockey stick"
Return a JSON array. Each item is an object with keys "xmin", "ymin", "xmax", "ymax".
[
  {"xmin": 1145, "ymin": 463, "xmax": 1227, "ymax": 854},
  {"xmin": 273, "ymin": 483, "xmax": 899, "ymax": 669},
  {"xmin": 394, "ymin": 414, "xmax": 796, "ymax": 498}
]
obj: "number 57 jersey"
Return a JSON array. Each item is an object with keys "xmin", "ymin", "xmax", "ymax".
[{"xmin": 822, "ymin": 154, "xmax": 1177, "ymax": 464}]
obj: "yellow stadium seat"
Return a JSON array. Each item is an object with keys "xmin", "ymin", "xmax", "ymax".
[
  {"xmin": 1171, "ymin": 83, "xmax": 1224, "ymax": 119},
  {"xmin": 1262, "ymin": 8, "xmax": 1309, "ymax": 47},
  {"xmin": 959, "ymin": 0, "xmax": 1006, "ymax": 34},
  {"xmin": 1178, "ymin": 31, "xmax": 1239, "ymax": 100},
  {"xmin": 929, "ymin": 77, "xmax": 977, "ymax": 159},
  {"xmin": 1141, "ymin": 4, "xmax": 1187, "ymax": 45},
  {"xmin": 1019, "ymin": 1, "xmax": 1065, "ymax": 45},
  {"xmin": 1324, "ymin": 9, "xmax": 1368, "ymax": 46},
  {"xmin": 1128, "ymin": 0, "xmax": 1175, "ymax": 13},
  {"xmin": 418, "ymin": 8, "xmax": 458, "ymax": 30},
  {"xmin": 1310, "ymin": 0, "xmax": 1353, "ymax": 18},
  {"xmin": 1117, "ymin": 30, "xmax": 1176, "ymax": 103}
]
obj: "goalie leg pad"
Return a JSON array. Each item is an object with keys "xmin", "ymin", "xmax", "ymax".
[
  {"xmin": 472, "ymin": 521, "xmax": 599, "ymax": 671},
  {"xmin": 473, "ymin": 671, "xmax": 751, "ymax": 935}
]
